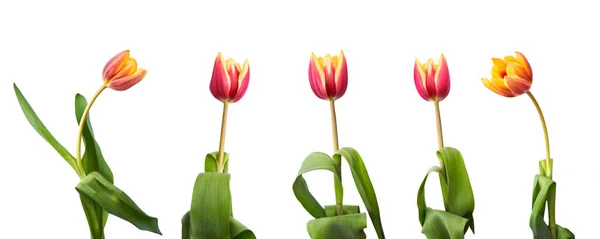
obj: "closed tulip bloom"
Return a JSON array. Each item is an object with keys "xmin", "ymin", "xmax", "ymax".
[
  {"xmin": 210, "ymin": 52, "xmax": 250, "ymax": 103},
  {"xmin": 308, "ymin": 50, "xmax": 348, "ymax": 101},
  {"xmin": 414, "ymin": 54, "xmax": 450, "ymax": 102},
  {"xmin": 102, "ymin": 50, "xmax": 147, "ymax": 91},
  {"xmin": 482, "ymin": 51, "xmax": 533, "ymax": 97}
]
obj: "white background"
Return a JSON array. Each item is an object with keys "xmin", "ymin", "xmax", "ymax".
[{"xmin": 1, "ymin": 0, "xmax": 598, "ymax": 238}]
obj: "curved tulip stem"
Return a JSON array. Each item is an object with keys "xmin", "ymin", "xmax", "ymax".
[
  {"xmin": 217, "ymin": 102, "xmax": 229, "ymax": 173},
  {"xmin": 75, "ymin": 84, "xmax": 107, "ymax": 179},
  {"xmin": 526, "ymin": 91, "xmax": 552, "ymax": 178},
  {"xmin": 526, "ymin": 91, "xmax": 555, "ymax": 237},
  {"xmin": 329, "ymin": 100, "xmax": 343, "ymax": 216}
]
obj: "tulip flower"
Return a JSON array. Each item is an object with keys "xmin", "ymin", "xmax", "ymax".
[
  {"xmin": 308, "ymin": 50, "xmax": 348, "ymax": 101},
  {"xmin": 414, "ymin": 54, "xmax": 450, "ymax": 102},
  {"xmin": 481, "ymin": 51, "xmax": 532, "ymax": 97},
  {"xmin": 103, "ymin": 50, "xmax": 147, "ymax": 91},
  {"xmin": 209, "ymin": 52, "xmax": 250, "ymax": 103}
]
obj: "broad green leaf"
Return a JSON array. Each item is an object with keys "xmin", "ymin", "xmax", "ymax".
[
  {"xmin": 292, "ymin": 152, "xmax": 338, "ymax": 219},
  {"xmin": 335, "ymin": 147, "xmax": 385, "ymax": 239},
  {"xmin": 75, "ymin": 94, "xmax": 113, "ymax": 227},
  {"xmin": 205, "ymin": 151, "xmax": 230, "ymax": 173},
  {"xmin": 557, "ymin": 225, "xmax": 575, "ymax": 239},
  {"xmin": 307, "ymin": 213, "xmax": 367, "ymax": 239},
  {"xmin": 76, "ymin": 172, "xmax": 161, "ymax": 235},
  {"xmin": 80, "ymin": 194, "xmax": 105, "ymax": 239},
  {"xmin": 437, "ymin": 147, "xmax": 475, "ymax": 233},
  {"xmin": 421, "ymin": 208, "xmax": 469, "ymax": 239},
  {"xmin": 13, "ymin": 83, "xmax": 78, "ymax": 173},
  {"xmin": 182, "ymin": 210, "xmax": 255, "ymax": 239},
  {"xmin": 75, "ymin": 94, "xmax": 114, "ymax": 183},
  {"xmin": 417, "ymin": 166, "xmax": 445, "ymax": 226},
  {"xmin": 181, "ymin": 211, "xmax": 191, "ymax": 239},
  {"xmin": 191, "ymin": 172, "xmax": 232, "ymax": 239},
  {"xmin": 324, "ymin": 205, "xmax": 361, "ymax": 217},
  {"xmin": 230, "ymin": 217, "xmax": 256, "ymax": 239},
  {"xmin": 530, "ymin": 174, "xmax": 555, "ymax": 238}
]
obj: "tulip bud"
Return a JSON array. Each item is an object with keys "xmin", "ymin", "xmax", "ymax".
[
  {"xmin": 308, "ymin": 50, "xmax": 348, "ymax": 101},
  {"xmin": 482, "ymin": 51, "xmax": 533, "ymax": 97},
  {"xmin": 209, "ymin": 52, "xmax": 250, "ymax": 103},
  {"xmin": 102, "ymin": 50, "xmax": 147, "ymax": 91},
  {"xmin": 414, "ymin": 54, "xmax": 450, "ymax": 102}
]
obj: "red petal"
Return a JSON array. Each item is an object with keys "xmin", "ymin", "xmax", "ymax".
[
  {"xmin": 334, "ymin": 50, "xmax": 348, "ymax": 100},
  {"xmin": 108, "ymin": 69, "xmax": 146, "ymax": 91},
  {"xmin": 413, "ymin": 59, "xmax": 430, "ymax": 101},
  {"xmin": 232, "ymin": 60, "xmax": 250, "ymax": 103},
  {"xmin": 209, "ymin": 53, "xmax": 230, "ymax": 102},
  {"xmin": 434, "ymin": 54, "xmax": 450, "ymax": 101},
  {"xmin": 103, "ymin": 50, "xmax": 129, "ymax": 80},
  {"xmin": 308, "ymin": 53, "xmax": 327, "ymax": 100}
]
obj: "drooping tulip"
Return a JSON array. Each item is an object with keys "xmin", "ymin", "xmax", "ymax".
[
  {"xmin": 209, "ymin": 52, "xmax": 250, "ymax": 103},
  {"xmin": 102, "ymin": 50, "xmax": 147, "ymax": 91},
  {"xmin": 308, "ymin": 50, "xmax": 348, "ymax": 101},
  {"xmin": 414, "ymin": 54, "xmax": 450, "ymax": 102},
  {"xmin": 482, "ymin": 51, "xmax": 533, "ymax": 97}
]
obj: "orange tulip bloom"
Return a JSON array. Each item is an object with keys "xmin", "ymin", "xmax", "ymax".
[
  {"xmin": 482, "ymin": 52, "xmax": 533, "ymax": 97},
  {"xmin": 102, "ymin": 50, "xmax": 147, "ymax": 91}
]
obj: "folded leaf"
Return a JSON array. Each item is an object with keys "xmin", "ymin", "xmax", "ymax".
[
  {"xmin": 230, "ymin": 217, "xmax": 256, "ymax": 239},
  {"xmin": 557, "ymin": 225, "xmax": 575, "ymax": 239},
  {"xmin": 417, "ymin": 166, "xmax": 445, "ymax": 226},
  {"xmin": 181, "ymin": 211, "xmax": 191, "ymax": 239},
  {"xmin": 13, "ymin": 83, "xmax": 78, "ymax": 173},
  {"xmin": 335, "ymin": 147, "xmax": 385, "ymax": 239},
  {"xmin": 292, "ymin": 152, "xmax": 337, "ymax": 219},
  {"xmin": 182, "ymin": 211, "xmax": 255, "ymax": 239},
  {"xmin": 80, "ymin": 194, "xmax": 105, "ymax": 239},
  {"xmin": 324, "ymin": 205, "xmax": 361, "ymax": 217},
  {"xmin": 421, "ymin": 208, "xmax": 469, "ymax": 239},
  {"xmin": 307, "ymin": 213, "xmax": 367, "ymax": 239},
  {"xmin": 191, "ymin": 172, "xmax": 232, "ymax": 239},
  {"xmin": 76, "ymin": 172, "xmax": 161, "ymax": 235},
  {"xmin": 75, "ymin": 94, "xmax": 113, "ymax": 228},
  {"xmin": 205, "ymin": 151, "xmax": 230, "ymax": 173},
  {"xmin": 437, "ymin": 147, "xmax": 475, "ymax": 233}
]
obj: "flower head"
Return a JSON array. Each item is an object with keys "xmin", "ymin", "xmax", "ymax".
[
  {"xmin": 414, "ymin": 54, "xmax": 450, "ymax": 101},
  {"xmin": 102, "ymin": 50, "xmax": 147, "ymax": 91},
  {"xmin": 209, "ymin": 52, "xmax": 250, "ymax": 103},
  {"xmin": 308, "ymin": 50, "xmax": 348, "ymax": 101},
  {"xmin": 482, "ymin": 51, "xmax": 533, "ymax": 97}
]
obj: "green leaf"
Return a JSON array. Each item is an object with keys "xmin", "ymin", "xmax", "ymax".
[
  {"xmin": 13, "ymin": 83, "xmax": 78, "ymax": 173},
  {"xmin": 205, "ymin": 151, "xmax": 230, "ymax": 173},
  {"xmin": 335, "ymin": 147, "xmax": 385, "ymax": 239},
  {"xmin": 557, "ymin": 225, "xmax": 575, "ymax": 239},
  {"xmin": 182, "ymin": 210, "xmax": 255, "ymax": 239},
  {"xmin": 80, "ymin": 194, "xmax": 105, "ymax": 239},
  {"xmin": 181, "ymin": 211, "xmax": 191, "ymax": 239},
  {"xmin": 75, "ymin": 94, "xmax": 114, "ymax": 183},
  {"xmin": 530, "ymin": 174, "xmax": 555, "ymax": 238},
  {"xmin": 421, "ymin": 208, "xmax": 469, "ymax": 239},
  {"xmin": 191, "ymin": 172, "xmax": 232, "ymax": 239},
  {"xmin": 437, "ymin": 147, "xmax": 475, "ymax": 233},
  {"xmin": 75, "ymin": 94, "xmax": 113, "ymax": 228},
  {"xmin": 230, "ymin": 217, "xmax": 256, "ymax": 239},
  {"xmin": 76, "ymin": 172, "xmax": 161, "ymax": 235},
  {"xmin": 417, "ymin": 166, "xmax": 446, "ymax": 226},
  {"xmin": 324, "ymin": 205, "xmax": 361, "ymax": 217},
  {"xmin": 292, "ymin": 152, "xmax": 337, "ymax": 219},
  {"xmin": 307, "ymin": 213, "xmax": 367, "ymax": 239},
  {"xmin": 416, "ymin": 147, "xmax": 475, "ymax": 237}
]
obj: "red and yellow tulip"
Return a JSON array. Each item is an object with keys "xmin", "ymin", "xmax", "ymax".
[
  {"xmin": 482, "ymin": 51, "xmax": 533, "ymax": 97},
  {"xmin": 209, "ymin": 52, "xmax": 250, "ymax": 103},
  {"xmin": 308, "ymin": 50, "xmax": 348, "ymax": 101},
  {"xmin": 102, "ymin": 50, "xmax": 147, "ymax": 91},
  {"xmin": 414, "ymin": 54, "xmax": 450, "ymax": 102}
]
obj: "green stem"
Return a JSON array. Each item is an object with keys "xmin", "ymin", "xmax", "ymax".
[
  {"xmin": 526, "ymin": 91, "xmax": 555, "ymax": 237},
  {"xmin": 434, "ymin": 100, "xmax": 445, "ymax": 172},
  {"xmin": 217, "ymin": 102, "xmax": 229, "ymax": 173},
  {"xmin": 330, "ymin": 100, "xmax": 343, "ymax": 216},
  {"xmin": 75, "ymin": 84, "xmax": 107, "ymax": 179}
]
